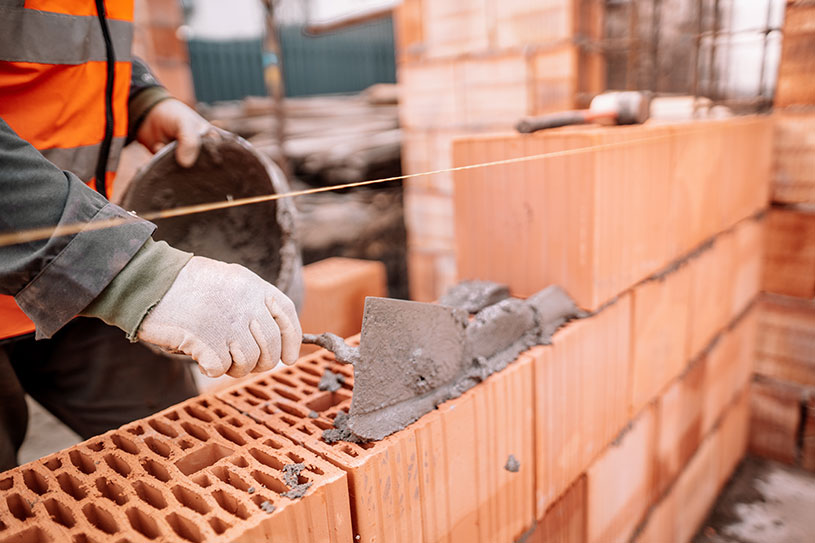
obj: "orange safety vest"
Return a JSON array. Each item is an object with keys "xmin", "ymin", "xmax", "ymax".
[{"xmin": 0, "ymin": 0, "xmax": 134, "ymax": 340}]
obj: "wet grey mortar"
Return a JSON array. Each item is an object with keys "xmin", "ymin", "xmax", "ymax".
[
  {"xmin": 505, "ymin": 454, "xmax": 520, "ymax": 473},
  {"xmin": 318, "ymin": 369, "xmax": 345, "ymax": 392},
  {"xmin": 280, "ymin": 463, "xmax": 312, "ymax": 499}
]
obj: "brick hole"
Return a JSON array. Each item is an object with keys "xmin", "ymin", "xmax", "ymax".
[
  {"xmin": 250, "ymin": 470, "xmax": 287, "ymax": 494},
  {"xmin": 95, "ymin": 478, "xmax": 128, "ymax": 506},
  {"xmin": 285, "ymin": 452, "xmax": 303, "ymax": 463},
  {"xmin": 300, "ymin": 386, "xmax": 315, "ymax": 395},
  {"xmin": 175, "ymin": 443, "xmax": 234, "ymax": 476},
  {"xmin": 179, "ymin": 439, "xmax": 194, "ymax": 451},
  {"xmin": 69, "ymin": 450, "xmax": 96, "ymax": 474},
  {"xmin": 0, "ymin": 519, "xmax": 6, "ymax": 531},
  {"xmin": 126, "ymin": 508, "xmax": 161, "ymax": 540},
  {"xmin": 211, "ymin": 489, "xmax": 250, "ymax": 520},
  {"xmin": 262, "ymin": 437, "xmax": 283, "ymax": 450},
  {"xmin": 243, "ymin": 397, "xmax": 260, "ymax": 407},
  {"xmin": 278, "ymin": 416, "xmax": 296, "ymax": 427},
  {"xmin": 103, "ymin": 454, "xmax": 132, "ymax": 477},
  {"xmin": 297, "ymin": 426, "xmax": 313, "ymax": 436},
  {"xmin": 359, "ymin": 441, "xmax": 376, "ymax": 450},
  {"xmin": 305, "ymin": 391, "xmax": 350, "ymax": 413},
  {"xmin": 340, "ymin": 445, "xmax": 358, "ymax": 458},
  {"xmin": 244, "ymin": 386, "xmax": 270, "ymax": 401},
  {"xmin": 43, "ymin": 458, "xmax": 61, "ymax": 471},
  {"xmin": 73, "ymin": 534, "xmax": 95, "ymax": 543},
  {"xmin": 230, "ymin": 456, "xmax": 248, "ymax": 468},
  {"xmin": 4, "ymin": 526, "xmax": 48, "ymax": 543},
  {"xmin": 81, "ymin": 503, "xmax": 118, "ymax": 534},
  {"xmin": 147, "ymin": 418, "xmax": 177, "ymax": 438},
  {"xmin": 272, "ymin": 387, "xmax": 302, "ymax": 402},
  {"xmin": 144, "ymin": 436, "xmax": 171, "ymax": 459},
  {"xmin": 132, "ymin": 480, "xmax": 167, "ymax": 510},
  {"xmin": 7, "ymin": 494, "xmax": 34, "ymax": 521},
  {"xmin": 298, "ymin": 375, "xmax": 320, "ymax": 388},
  {"xmin": 127, "ymin": 425, "xmax": 145, "ymax": 436},
  {"xmin": 164, "ymin": 411, "xmax": 180, "ymax": 421},
  {"xmin": 225, "ymin": 417, "xmax": 243, "ymax": 428},
  {"xmin": 182, "ymin": 405, "xmax": 212, "ymax": 423},
  {"xmin": 214, "ymin": 424, "xmax": 245, "ymax": 446},
  {"xmin": 180, "ymin": 421, "xmax": 209, "ymax": 442},
  {"xmin": 197, "ymin": 398, "xmax": 212, "ymax": 408},
  {"xmin": 248, "ymin": 448, "xmax": 284, "ymax": 471},
  {"xmin": 275, "ymin": 402, "xmax": 310, "ymax": 419},
  {"xmin": 0, "ymin": 477, "xmax": 12, "ymax": 491},
  {"xmin": 171, "ymin": 486, "xmax": 210, "ymax": 515},
  {"xmin": 208, "ymin": 517, "xmax": 231, "ymax": 536},
  {"xmin": 270, "ymin": 374, "xmax": 297, "ymax": 388},
  {"xmin": 165, "ymin": 512, "xmax": 203, "ymax": 543},
  {"xmin": 43, "ymin": 498, "xmax": 75, "ymax": 528},
  {"xmin": 311, "ymin": 419, "xmax": 332, "ymax": 431},
  {"xmin": 250, "ymin": 494, "xmax": 275, "ymax": 509},
  {"xmin": 86, "ymin": 442, "xmax": 104, "ymax": 452},
  {"xmin": 110, "ymin": 434, "xmax": 139, "ymax": 456},
  {"xmin": 56, "ymin": 472, "xmax": 87, "ymax": 500},
  {"xmin": 22, "ymin": 469, "xmax": 48, "ymax": 495},
  {"xmin": 297, "ymin": 365, "xmax": 321, "ymax": 378},
  {"xmin": 212, "ymin": 408, "xmax": 228, "ymax": 419},
  {"xmin": 190, "ymin": 474, "xmax": 210, "ymax": 488},
  {"xmin": 246, "ymin": 428, "xmax": 262, "ymax": 440},
  {"xmin": 306, "ymin": 464, "xmax": 324, "ymax": 476},
  {"xmin": 210, "ymin": 466, "xmax": 250, "ymax": 491},
  {"xmin": 141, "ymin": 459, "xmax": 170, "ymax": 482}
]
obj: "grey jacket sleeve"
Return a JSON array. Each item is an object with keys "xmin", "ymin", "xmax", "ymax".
[{"xmin": 0, "ymin": 118, "xmax": 156, "ymax": 339}]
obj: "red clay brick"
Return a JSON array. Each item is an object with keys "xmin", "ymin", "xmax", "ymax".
[
  {"xmin": 762, "ymin": 207, "xmax": 815, "ymax": 298},
  {"xmin": 673, "ymin": 427, "xmax": 722, "ymax": 543},
  {"xmin": 749, "ymin": 378, "xmax": 804, "ymax": 465},
  {"xmin": 492, "ymin": 0, "xmax": 572, "ymax": 50},
  {"xmin": 687, "ymin": 233, "xmax": 735, "ymax": 360},
  {"xmin": 655, "ymin": 356, "xmax": 706, "ymax": 496},
  {"xmin": 218, "ymin": 339, "xmax": 536, "ymax": 542},
  {"xmin": 803, "ymin": 397, "xmax": 815, "ymax": 472},
  {"xmin": 0, "ymin": 396, "xmax": 351, "ymax": 542},
  {"xmin": 533, "ymin": 294, "xmax": 631, "ymax": 518},
  {"xmin": 629, "ymin": 262, "xmax": 692, "ymax": 415},
  {"xmin": 633, "ymin": 485, "xmax": 677, "ymax": 543},
  {"xmin": 393, "ymin": 0, "xmax": 424, "ymax": 63},
  {"xmin": 773, "ymin": 112, "xmax": 815, "ymax": 204},
  {"xmin": 730, "ymin": 217, "xmax": 765, "ymax": 320},
  {"xmin": 525, "ymin": 475, "xmax": 586, "ymax": 543},
  {"xmin": 718, "ymin": 387, "xmax": 752, "ymax": 489},
  {"xmin": 453, "ymin": 118, "xmax": 771, "ymax": 311},
  {"xmin": 756, "ymin": 294, "xmax": 815, "ymax": 387},
  {"xmin": 586, "ymin": 404, "xmax": 657, "ymax": 543},
  {"xmin": 299, "ymin": 258, "xmax": 386, "ymax": 354},
  {"xmin": 775, "ymin": 3, "xmax": 815, "ymax": 108},
  {"xmin": 421, "ymin": 0, "xmax": 490, "ymax": 60}
]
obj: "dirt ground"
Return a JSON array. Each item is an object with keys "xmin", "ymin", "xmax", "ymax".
[{"xmin": 695, "ymin": 457, "xmax": 815, "ymax": 543}]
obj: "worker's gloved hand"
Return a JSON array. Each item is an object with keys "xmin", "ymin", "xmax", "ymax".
[
  {"xmin": 137, "ymin": 256, "xmax": 303, "ymax": 378},
  {"xmin": 136, "ymin": 98, "xmax": 211, "ymax": 168}
]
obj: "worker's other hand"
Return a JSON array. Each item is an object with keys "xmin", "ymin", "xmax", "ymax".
[
  {"xmin": 136, "ymin": 256, "xmax": 302, "ymax": 378},
  {"xmin": 136, "ymin": 99, "xmax": 211, "ymax": 168}
]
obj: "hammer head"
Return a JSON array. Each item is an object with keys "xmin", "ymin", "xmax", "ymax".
[{"xmin": 589, "ymin": 91, "xmax": 652, "ymax": 125}]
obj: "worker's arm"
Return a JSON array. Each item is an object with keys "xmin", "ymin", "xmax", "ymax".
[
  {"xmin": 0, "ymin": 118, "xmax": 301, "ymax": 376},
  {"xmin": 127, "ymin": 58, "xmax": 211, "ymax": 167}
]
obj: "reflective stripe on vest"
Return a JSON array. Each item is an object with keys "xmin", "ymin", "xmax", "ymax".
[{"xmin": 0, "ymin": 0, "xmax": 134, "ymax": 340}]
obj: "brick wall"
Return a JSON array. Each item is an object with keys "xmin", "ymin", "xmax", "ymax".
[
  {"xmin": 750, "ymin": 0, "xmax": 815, "ymax": 474},
  {"xmin": 395, "ymin": 0, "xmax": 604, "ymax": 301}
]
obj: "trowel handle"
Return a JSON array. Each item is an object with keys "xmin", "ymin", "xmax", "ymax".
[{"xmin": 515, "ymin": 110, "xmax": 589, "ymax": 133}]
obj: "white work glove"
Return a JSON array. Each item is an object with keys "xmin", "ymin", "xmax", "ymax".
[{"xmin": 137, "ymin": 256, "xmax": 302, "ymax": 378}]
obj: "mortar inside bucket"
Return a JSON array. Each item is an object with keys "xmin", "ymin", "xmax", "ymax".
[{"xmin": 121, "ymin": 131, "xmax": 303, "ymax": 309}]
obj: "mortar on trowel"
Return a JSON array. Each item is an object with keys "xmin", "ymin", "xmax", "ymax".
[
  {"xmin": 120, "ymin": 129, "xmax": 303, "ymax": 308},
  {"xmin": 303, "ymin": 281, "xmax": 587, "ymax": 442}
]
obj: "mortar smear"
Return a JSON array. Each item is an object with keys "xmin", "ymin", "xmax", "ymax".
[{"xmin": 318, "ymin": 369, "xmax": 345, "ymax": 392}]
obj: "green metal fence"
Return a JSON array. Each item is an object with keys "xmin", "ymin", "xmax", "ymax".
[{"xmin": 186, "ymin": 17, "xmax": 396, "ymax": 103}]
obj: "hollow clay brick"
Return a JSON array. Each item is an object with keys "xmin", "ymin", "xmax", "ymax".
[
  {"xmin": 299, "ymin": 258, "xmax": 386, "ymax": 354},
  {"xmin": 586, "ymin": 405, "xmax": 657, "ymax": 543},
  {"xmin": 525, "ymin": 475, "xmax": 586, "ymax": 543},
  {"xmin": 762, "ymin": 207, "xmax": 815, "ymax": 298},
  {"xmin": 717, "ymin": 387, "xmax": 751, "ymax": 489},
  {"xmin": 453, "ymin": 118, "xmax": 771, "ymax": 312},
  {"xmin": 749, "ymin": 378, "xmax": 804, "ymax": 465},
  {"xmin": 803, "ymin": 398, "xmax": 815, "ymax": 472},
  {"xmin": 217, "ymin": 338, "xmax": 536, "ymax": 542},
  {"xmin": 730, "ymin": 217, "xmax": 765, "ymax": 321},
  {"xmin": 775, "ymin": 3, "xmax": 815, "ymax": 108},
  {"xmin": 393, "ymin": 0, "xmax": 424, "ymax": 63},
  {"xmin": 421, "ymin": 0, "xmax": 490, "ymax": 60},
  {"xmin": 756, "ymin": 294, "xmax": 815, "ymax": 387},
  {"xmin": 493, "ymin": 0, "xmax": 572, "ymax": 50},
  {"xmin": 655, "ymin": 356, "xmax": 706, "ymax": 497},
  {"xmin": 629, "ymin": 261, "xmax": 692, "ymax": 415},
  {"xmin": 687, "ymin": 233, "xmax": 735, "ymax": 360},
  {"xmin": 773, "ymin": 112, "xmax": 815, "ymax": 204},
  {"xmin": 533, "ymin": 294, "xmax": 631, "ymax": 518},
  {"xmin": 0, "ymin": 395, "xmax": 352, "ymax": 543}
]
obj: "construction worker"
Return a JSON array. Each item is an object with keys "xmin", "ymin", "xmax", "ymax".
[{"xmin": 0, "ymin": 1, "xmax": 302, "ymax": 471}]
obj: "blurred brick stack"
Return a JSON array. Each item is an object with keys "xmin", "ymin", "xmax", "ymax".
[
  {"xmin": 0, "ymin": 118, "xmax": 771, "ymax": 542},
  {"xmin": 394, "ymin": 0, "xmax": 605, "ymax": 301},
  {"xmin": 132, "ymin": 0, "xmax": 195, "ymax": 105},
  {"xmin": 751, "ymin": 0, "xmax": 815, "ymax": 473}
]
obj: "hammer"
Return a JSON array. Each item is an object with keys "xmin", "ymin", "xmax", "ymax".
[{"xmin": 516, "ymin": 91, "xmax": 652, "ymax": 134}]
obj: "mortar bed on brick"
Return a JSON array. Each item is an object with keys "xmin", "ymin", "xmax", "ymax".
[{"xmin": 0, "ymin": 395, "xmax": 351, "ymax": 543}]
